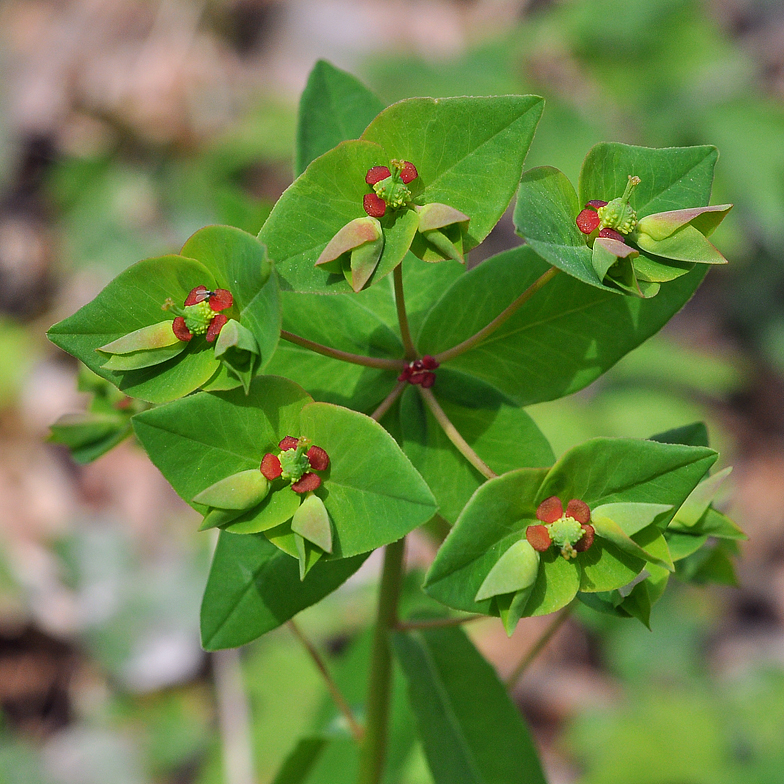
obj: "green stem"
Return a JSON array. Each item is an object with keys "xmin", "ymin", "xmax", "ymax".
[
  {"xmin": 357, "ymin": 538, "xmax": 406, "ymax": 784},
  {"xmin": 504, "ymin": 603, "xmax": 574, "ymax": 690},
  {"xmin": 418, "ymin": 387, "xmax": 497, "ymax": 480},
  {"xmin": 280, "ymin": 330, "xmax": 404, "ymax": 371},
  {"xmin": 434, "ymin": 266, "xmax": 558, "ymax": 364},
  {"xmin": 288, "ymin": 620, "xmax": 364, "ymax": 743},
  {"xmin": 393, "ymin": 265, "xmax": 417, "ymax": 360},
  {"xmin": 370, "ymin": 380, "xmax": 406, "ymax": 422}
]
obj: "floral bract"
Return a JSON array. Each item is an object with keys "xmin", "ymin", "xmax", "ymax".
[
  {"xmin": 315, "ymin": 157, "xmax": 471, "ymax": 291},
  {"xmin": 575, "ymin": 174, "xmax": 732, "ymax": 298}
]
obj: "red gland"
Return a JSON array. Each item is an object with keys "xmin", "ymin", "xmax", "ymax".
[
  {"xmin": 526, "ymin": 524, "xmax": 552, "ymax": 552},
  {"xmin": 261, "ymin": 453, "xmax": 282, "ymax": 480},
  {"xmin": 363, "ymin": 193, "xmax": 387, "ymax": 218},
  {"xmin": 206, "ymin": 314, "xmax": 228, "ymax": 342},
  {"xmin": 576, "ymin": 208, "xmax": 601, "ymax": 235},
  {"xmin": 279, "ymin": 436, "xmax": 299, "ymax": 451},
  {"xmin": 185, "ymin": 285, "xmax": 211, "ymax": 306},
  {"xmin": 421, "ymin": 355, "xmax": 439, "ymax": 369},
  {"xmin": 598, "ymin": 227, "xmax": 625, "ymax": 242},
  {"xmin": 566, "ymin": 498, "xmax": 591, "ymax": 525},
  {"xmin": 366, "ymin": 165, "xmax": 391, "ymax": 185},
  {"xmin": 292, "ymin": 473, "xmax": 321, "ymax": 494},
  {"xmin": 209, "ymin": 289, "xmax": 234, "ymax": 311},
  {"xmin": 536, "ymin": 496, "xmax": 563, "ymax": 523},
  {"xmin": 574, "ymin": 524, "xmax": 595, "ymax": 552},
  {"xmin": 172, "ymin": 316, "xmax": 192, "ymax": 341},
  {"xmin": 586, "ymin": 200, "xmax": 607, "ymax": 209},
  {"xmin": 399, "ymin": 161, "xmax": 418, "ymax": 184},
  {"xmin": 306, "ymin": 445, "xmax": 330, "ymax": 471}
]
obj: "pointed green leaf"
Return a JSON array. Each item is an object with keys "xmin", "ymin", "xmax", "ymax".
[
  {"xmin": 192, "ymin": 469, "xmax": 269, "ymax": 510},
  {"xmin": 669, "ymin": 466, "xmax": 732, "ymax": 530},
  {"xmin": 270, "ymin": 736, "xmax": 330, "ymax": 784},
  {"xmin": 291, "ymin": 494, "xmax": 333, "ymax": 553},
  {"xmin": 362, "ymin": 95, "xmax": 544, "ymax": 254},
  {"xmin": 495, "ymin": 587, "xmax": 536, "ymax": 637},
  {"xmin": 132, "ymin": 376, "xmax": 312, "ymax": 517},
  {"xmin": 696, "ymin": 507, "xmax": 746, "ymax": 540},
  {"xmin": 590, "ymin": 502, "xmax": 673, "ymax": 536},
  {"xmin": 590, "ymin": 513, "xmax": 672, "ymax": 570},
  {"xmin": 98, "ymin": 320, "xmax": 182, "ymax": 354},
  {"xmin": 48, "ymin": 255, "xmax": 221, "ymax": 403},
  {"xmin": 200, "ymin": 531, "xmax": 367, "ymax": 649},
  {"xmin": 295, "ymin": 60, "xmax": 385, "ymax": 176},
  {"xmin": 635, "ymin": 225, "xmax": 727, "ymax": 264},
  {"xmin": 423, "ymin": 468, "xmax": 548, "ymax": 616},
  {"xmin": 295, "ymin": 533, "xmax": 323, "ymax": 580},
  {"xmin": 393, "ymin": 626, "xmax": 547, "ymax": 784},
  {"xmin": 417, "ymin": 245, "xmax": 708, "ymax": 406},
  {"xmin": 220, "ymin": 486, "xmax": 303, "ymax": 535},
  {"xmin": 179, "ymin": 225, "xmax": 280, "ymax": 375},
  {"xmin": 49, "ymin": 412, "xmax": 132, "ymax": 464},
  {"xmin": 297, "ymin": 402, "xmax": 437, "ymax": 557},
  {"xmin": 513, "ymin": 166, "xmax": 603, "ymax": 288},
  {"xmin": 213, "ymin": 319, "xmax": 261, "ymax": 394},
  {"xmin": 475, "ymin": 539, "xmax": 539, "ymax": 602}
]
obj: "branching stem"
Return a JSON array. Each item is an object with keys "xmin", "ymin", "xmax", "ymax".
[
  {"xmin": 434, "ymin": 266, "xmax": 559, "ymax": 364},
  {"xmin": 418, "ymin": 387, "xmax": 497, "ymax": 480},
  {"xmin": 280, "ymin": 330, "xmax": 404, "ymax": 371},
  {"xmin": 394, "ymin": 265, "xmax": 417, "ymax": 360},
  {"xmin": 287, "ymin": 620, "xmax": 364, "ymax": 743},
  {"xmin": 370, "ymin": 380, "xmax": 406, "ymax": 422},
  {"xmin": 504, "ymin": 603, "xmax": 574, "ymax": 689}
]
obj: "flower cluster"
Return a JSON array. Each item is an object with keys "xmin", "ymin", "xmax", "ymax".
[
  {"xmin": 398, "ymin": 355, "xmax": 439, "ymax": 388},
  {"xmin": 164, "ymin": 285, "xmax": 234, "ymax": 342},
  {"xmin": 574, "ymin": 174, "xmax": 731, "ymax": 298},
  {"xmin": 363, "ymin": 160, "xmax": 418, "ymax": 217},
  {"xmin": 525, "ymin": 496, "xmax": 595, "ymax": 559},
  {"xmin": 261, "ymin": 436, "xmax": 330, "ymax": 493}
]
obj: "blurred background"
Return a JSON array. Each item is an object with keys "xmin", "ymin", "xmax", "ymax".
[{"xmin": 2, "ymin": 0, "xmax": 784, "ymax": 781}]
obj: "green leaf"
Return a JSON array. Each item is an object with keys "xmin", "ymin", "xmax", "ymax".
[
  {"xmin": 399, "ymin": 376, "xmax": 554, "ymax": 523},
  {"xmin": 291, "ymin": 494, "xmax": 333, "ymax": 553},
  {"xmin": 192, "ymin": 468, "xmax": 269, "ymax": 510},
  {"xmin": 270, "ymin": 736, "xmax": 330, "ymax": 784},
  {"xmin": 669, "ymin": 466, "xmax": 732, "ymax": 530},
  {"xmin": 295, "ymin": 60, "xmax": 385, "ymax": 177},
  {"xmin": 200, "ymin": 531, "xmax": 367, "ymax": 649},
  {"xmin": 179, "ymin": 225, "xmax": 280, "ymax": 373},
  {"xmin": 49, "ymin": 412, "xmax": 133, "ymax": 464},
  {"xmin": 48, "ymin": 255, "xmax": 221, "ymax": 403},
  {"xmin": 417, "ymin": 245, "xmax": 708, "ymax": 406},
  {"xmin": 362, "ymin": 95, "xmax": 544, "ymax": 254},
  {"xmin": 579, "ymin": 143, "xmax": 718, "ymax": 218},
  {"xmin": 475, "ymin": 539, "xmax": 539, "ymax": 602},
  {"xmin": 513, "ymin": 166, "xmax": 603, "ymax": 288},
  {"xmin": 259, "ymin": 140, "xmax": 408, "ymax": 293},
  {"xmin": 393, "ymin": 626, "xmax": 547, "ymax": 784},
  {"xmin": 265, "ymin": 289, "xmax": 401, "ymax": 411},
  {"xmin": 424, "ymin": 469, "xmax": 548, "ymax": 616},
  {"xmin": 298, "ymin": 403, "xmax": 438, "ymax": 557},
  {"xmin": 132, "ymin": 376, "xmax": 312, "ymax": 515},
  {"xmin": 537, "ymin": 438, "xmax": 718, "ymax": 511},
  {"xmin": 649, "ymin": 421, "xmax": 709, "ymax": 447}
]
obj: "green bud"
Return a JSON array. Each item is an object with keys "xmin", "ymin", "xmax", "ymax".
[
  {"xmin": 279, "ymin": 446, "xmax": 310, "ymax": 482},
  {"xmin": 373, "ymin": 176, "xmax": 411, "ymax": 209},
  {"xmin": 597, "ymin": 175, "xmax": 640, "ymax": 234}
]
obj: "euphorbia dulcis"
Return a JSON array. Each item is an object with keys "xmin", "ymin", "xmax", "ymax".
[
  {"xmin": 316, "ymin": 159, "xmax": 470, "ymax": 291},
  {"xmin": 576, "ymin": 174, "xmax": 732, "ymax": 298}
]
